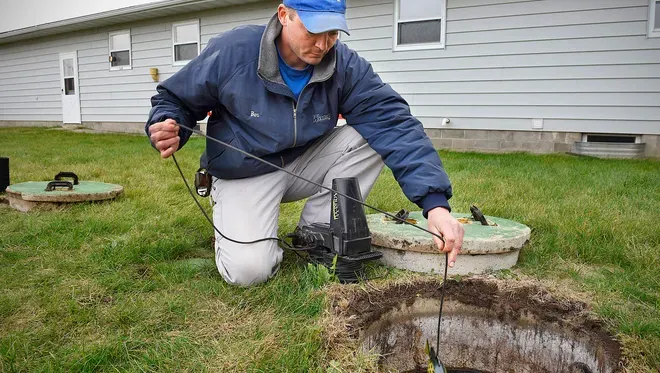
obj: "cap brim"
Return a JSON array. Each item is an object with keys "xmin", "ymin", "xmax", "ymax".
[{"xmin": 296, "ymin": 10, "xmax": 350, "ymax": 35}]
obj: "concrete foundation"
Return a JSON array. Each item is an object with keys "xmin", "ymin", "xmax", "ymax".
[
  {"xmin": 426, "ymin": 128, "xmax": 660, "ymax": 158},
  {"xmin": 0, "ymin": 120, "xmax": 61, "ymax": 128}
]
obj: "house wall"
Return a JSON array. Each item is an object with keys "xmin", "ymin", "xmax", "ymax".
[
  {"xmin": 1, "ymin": 0, "xmax": 659, "ymax": 155},
  {"xmin": 0, "ymin": 1, "xmax": 279, "ymax": 127},
  {"xmin": 341, "ymin": 0, "xmax": 660, "ymax": 136}
]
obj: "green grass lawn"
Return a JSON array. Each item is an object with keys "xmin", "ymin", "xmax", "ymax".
[{"xmin": 0, "ymin": 127, "xmax": 658, "ymax": 372}]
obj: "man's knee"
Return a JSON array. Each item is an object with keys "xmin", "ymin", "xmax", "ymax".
[{"xmin": 215, "ymin": 241, "xmax": 282, "ymax": 287}]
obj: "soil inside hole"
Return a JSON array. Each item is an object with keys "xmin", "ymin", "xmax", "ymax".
[{"xmin": 329, "ymin": 277, "xmax": 622, "ymax": 373}]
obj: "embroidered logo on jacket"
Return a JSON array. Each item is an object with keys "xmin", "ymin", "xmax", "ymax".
[
  {"xmin": 313, "ymin": 113, "xmax": 331, "ymax": 123},
  {"xmin": 250, "ymin": 111, "xmax": 260, "ymax": 118}
]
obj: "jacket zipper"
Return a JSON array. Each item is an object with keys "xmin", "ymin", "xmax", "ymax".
[
  {"xmin": 292, "ymin": 101, "xmax": 297, "ymax": 148},
  {"xmin": 291, "ymin": 83, "xmax": 313, "ymax": 148}
]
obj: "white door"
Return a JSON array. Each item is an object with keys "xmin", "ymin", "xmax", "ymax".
[{"xmin": 59, "ymin": 52, "xmax": 81, "ymax": 124}]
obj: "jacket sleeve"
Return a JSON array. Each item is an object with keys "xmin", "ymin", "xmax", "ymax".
[
  {"xmin": 145, "ymin": 36, "xmax": 227, "ymax": 149},
  {"xmin": 337, "ymin": 43, "xmax": 453, "ymax": 216}
]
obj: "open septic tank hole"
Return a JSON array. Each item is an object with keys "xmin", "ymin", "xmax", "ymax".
[{"xmin": 331, "ymin": 278, "xmax": 621, "ymax": 373}]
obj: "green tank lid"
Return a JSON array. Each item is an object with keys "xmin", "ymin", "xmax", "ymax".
[{"xmin": 7, "ymin": 180, "xmax": 123, "ymax": 203}]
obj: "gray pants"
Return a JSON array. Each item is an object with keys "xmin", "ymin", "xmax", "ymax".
[{"xmin": 210, "ymin": 125, "xmax": 384, "ymax": 287}]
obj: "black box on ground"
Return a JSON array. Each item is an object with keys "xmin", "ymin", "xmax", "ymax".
[{"xmin": 0, "ymin": 157, "xmax": 8, "ymax": 193}]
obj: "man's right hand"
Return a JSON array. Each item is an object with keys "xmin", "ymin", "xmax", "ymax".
[{"xmin": 149, "ymin": 118, "xmax": 180, "ymax": 158}]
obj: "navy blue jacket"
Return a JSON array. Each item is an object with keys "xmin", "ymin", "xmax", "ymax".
[{"xmin": 146, "ymin": 15, "xmax": 453, "ymax": 215}]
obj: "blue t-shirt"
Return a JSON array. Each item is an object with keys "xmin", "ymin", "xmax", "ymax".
[{"xmin": 276, "ymin": 45, "xmax": 313, "ymax": 101}]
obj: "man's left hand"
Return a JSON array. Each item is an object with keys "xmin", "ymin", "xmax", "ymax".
[{"xmin": 427, "ymin": 207, "xmax": 464, "ymax": 268}]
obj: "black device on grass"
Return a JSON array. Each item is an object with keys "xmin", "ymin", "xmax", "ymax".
[
  {"xmin": 0, "ymin": 157, "xmax": 8, "ymax": 193},
  {"xmin": 289, "ymin": 177, "xmax": 382, "ymax": 283}
]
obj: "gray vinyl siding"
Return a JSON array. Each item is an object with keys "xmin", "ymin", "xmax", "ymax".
[
  {"xmin": 343, "ymin": 0, "xmax": 660, "ymax": 134},
  {"xmin": 0, "ymin": 36, "xmax": 83, "ymax": 122},
  {"xmin": 78, "ymin": 22, "xmax": 176, "ymax": 123},
  {"xmin": 0, "ymin": 1, "xmax": 279, "ymax": 124},
  {"xmin": 76, "ymin": 2, "xmax": 272, "ymax": 123},
  {"xmin": 1, "ymin": 0, "xmax": 659, "ymax": 135}
]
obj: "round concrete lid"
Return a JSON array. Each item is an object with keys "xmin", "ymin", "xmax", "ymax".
[
  {"xmin": 6, "ymin": 181, "xmax": 123, "ymax": 203},
  {"xmin": 367, "ymin": 211, "xmax": 530, "ymax": 255}
]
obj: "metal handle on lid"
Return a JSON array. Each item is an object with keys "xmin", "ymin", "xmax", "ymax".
[
  {"xmin": 45, "ymin": 180, "xmax": 74, "ymax": 191},
  {"xmin": 54, "ymin": 172, "xmax": 79, "ymax": 185}
]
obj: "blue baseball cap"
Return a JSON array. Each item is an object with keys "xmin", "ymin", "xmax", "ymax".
[{"xmin": 283, "ymin": 0, "xmax": 350, "ymax": 35}]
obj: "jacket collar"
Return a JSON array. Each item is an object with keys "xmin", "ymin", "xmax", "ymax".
[{"xmin": 257, "ymin": 14, "xmax": 337, "ymax": 87}]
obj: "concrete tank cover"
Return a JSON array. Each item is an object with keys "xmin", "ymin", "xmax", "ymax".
[
  {"xmin": 6, "ymin": 180, "xmax": 123, "ymax": 212},
  {"xmin": 366, "ymin": 211, "xmax": 530, "ymax": 275}
]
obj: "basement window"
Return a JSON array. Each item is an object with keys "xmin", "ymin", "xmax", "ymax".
[
  {"xmin": 173, "ymin": 20, "xmax": 200, "ymax": 65},
  {"xmin": 394, "ymin": 0, "xmax": 446, "ymax": 51},
  {"xmin": 582, "ymin": 134, "xmax": 641, "ymax": 143},
  {"xmin": 650, "ymin": 0, "xmax": 660, "ymax": 38},
  {"xmin": 109, "ymin": 30, "xmax": 132, "ymax": 70}
]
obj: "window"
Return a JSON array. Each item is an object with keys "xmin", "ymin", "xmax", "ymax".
[
  {"xmin": 109, "ymin": 30, "xmax": 131, "ymax": 70},
  {"xmin": 62, "ymin": 58, "xmax": 75, "ymax": 95},
  {"xmin": 582, "ymin": 134, "xmax": 641, "ymax": 143},
  {"xmin": 394, "ymin": 0, "xmax": 446, "ymax": 51},
  {"xmin": 172, "ymin": 20, "xmax": 200, "ymax": 65},
  {"xmin": 649, "ymin": 0, "xmax": 660, "ymax": 38}
]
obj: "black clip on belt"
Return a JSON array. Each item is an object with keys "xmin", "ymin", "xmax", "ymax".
[{"xmin": 195, "ymin": 168, "xmax": 212, "ymax": 198}]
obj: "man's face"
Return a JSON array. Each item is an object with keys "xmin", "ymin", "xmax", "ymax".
[{"xmin": 284, "ymin": 10, "xmax": 339, "ymax": 66}]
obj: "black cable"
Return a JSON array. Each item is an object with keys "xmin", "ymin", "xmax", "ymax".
[
  {"xmin": 175, "ymin": 122, "xmax": 445, "ymax": 245},
  {"xmin": 171, "ymin": 153, "xmax": 342, "ymax": 275},
  {"xmin": 171, "ymin": 126, "xmax": 450, "ymax": 357},
  {"xmin": 436, "ymin": 253, "xmax": 448, "ymax": 356},
  {"xmin": 172, "ymin": 151, "xmax": 387, "ymax": 283},
  {"xmin": 172, "ymin": 154, "xmax": 307, "ymax": 250}
]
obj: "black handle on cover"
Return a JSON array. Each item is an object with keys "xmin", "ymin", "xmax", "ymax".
[
  {"xmin": 45, "ymin": 180, "xmax": 73, "ymax": 191},
  {"xmin": 470, "ymin": 205, "xmax": 489, "ymax": 226},
  {"xmin": 54, "ymin": 172, "xmax": 79, "ymax": 185}
]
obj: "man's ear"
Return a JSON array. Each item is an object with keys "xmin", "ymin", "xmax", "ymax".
[{"xmin": 277, "ymin": 4, "xmax": 288, "ymax": 27}]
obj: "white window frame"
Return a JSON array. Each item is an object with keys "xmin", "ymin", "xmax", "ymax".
[
  {"xmin": 108, "ymin": 29, "xmax": 132, "ymax": 71},
  {"xmin": 393, "ymin": 0, "xmax": 447, "ymax": 51},
  {"xmin": 649, "ymin": 0, "xmax": 660, "ymax": 38},
  {"xmin": 172, "ymin": 19, "xmax": 200, "ymax": 66}
]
